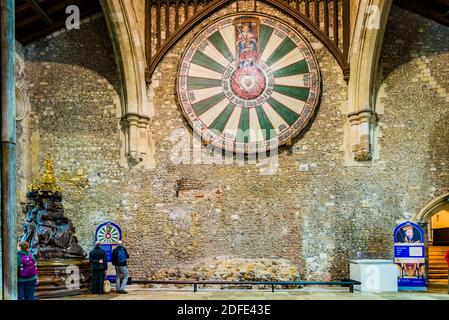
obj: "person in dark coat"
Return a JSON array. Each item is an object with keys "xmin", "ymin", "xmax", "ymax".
[
  {"xmin": 112, "ymin": 240, "xmax": 130, "ymax": 294},
  {"xmin": 89, "ymin": 241, "xmax": 108, "ymax": 294}
]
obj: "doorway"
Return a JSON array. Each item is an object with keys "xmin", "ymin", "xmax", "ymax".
[
  {"xmin": 428, "ymin": 208, "xmax": 449, "ymax": 287},
  {"xmin": 415, "ymin": 194, "xmax": 449, "ymax": 289}
]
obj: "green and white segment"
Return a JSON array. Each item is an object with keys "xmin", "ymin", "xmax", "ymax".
[
  {"xmin": 178, "ymin": 14, "xmax": 320, "ymax": 153},
  {"xmin": 96, "ymin": 224, "xmax": 120, "ymax": 244}
]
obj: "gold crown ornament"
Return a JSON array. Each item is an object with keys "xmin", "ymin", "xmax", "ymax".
[
  {"xmin": 402, "ymin": 224, "xmax": 413, "ymax": 232},
  {"xmin": 28, "ymin": 159, "xmax": 63, "ymax": 194}
]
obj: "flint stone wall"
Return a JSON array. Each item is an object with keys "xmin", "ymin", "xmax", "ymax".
[{"xmin": 16, "ymin": 5, "xmax": 449, "ymax": 281}]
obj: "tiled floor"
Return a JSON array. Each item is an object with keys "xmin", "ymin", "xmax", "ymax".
[{"xmin": 49, "ymin": 285, "xmax": 449, "ymax": 300}]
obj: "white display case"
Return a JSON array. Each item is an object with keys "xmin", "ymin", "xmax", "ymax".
[{"xmin": 350, "ymin": 259, "xmax": 399, "ymax": 292}]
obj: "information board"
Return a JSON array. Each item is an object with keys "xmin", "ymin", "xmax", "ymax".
[{"xmin": 393, "ymin": 221, "xmax": 426, "ymax": 290}]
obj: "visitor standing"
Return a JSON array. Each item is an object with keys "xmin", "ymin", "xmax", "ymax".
[
  {"xmin": 89, "ymin": 241, "xmax": 108, "ymax": 294},
  {"xmin": 112, "ymin": 240, "xmax": 130, "ymax": 294},
  {"xmin": 17, "ymin": 241, "xmax": 38, "ymax": 300}
]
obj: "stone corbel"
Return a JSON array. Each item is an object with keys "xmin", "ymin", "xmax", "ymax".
[
  {"xmin": 121, "ymin": 113, "xmax": 151, "ymax": 166},
  {"xmin": 348, "ymin": 109, "xmax": 378, "ymax": 161}
]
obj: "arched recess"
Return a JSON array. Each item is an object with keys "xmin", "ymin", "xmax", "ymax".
[
  {"xmin": 100, "ymin": 0, "xmax": 155, "ymax": 169},
  {"xmin": 145, "ymin": 0, "xmax": 351, "ymax": 83}
]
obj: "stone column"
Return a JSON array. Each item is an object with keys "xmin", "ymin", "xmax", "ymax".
[{"xmin": 1, "ymin": 0, "xmax": 17, "ymax": 300}]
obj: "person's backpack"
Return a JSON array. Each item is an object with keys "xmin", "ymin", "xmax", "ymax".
[
  {"xmin": 118, "ymin": 247, "xmax": 127, "ymax": 264},
  {"xmin": 19, "ymin": 253, "xmax": 38, "ymax": 278}
]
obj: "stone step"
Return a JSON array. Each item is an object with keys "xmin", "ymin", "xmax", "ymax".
[
  {"xmin": 423, "ymin": 246, "xmax": 447, "ymax": 282},
  {"xmin": 428, "ymin": 269, "xmax": 448, "ymax": 273},
  {"xmin": 429, "ymin": 246, "xmax": 449, "ymax": 251}
]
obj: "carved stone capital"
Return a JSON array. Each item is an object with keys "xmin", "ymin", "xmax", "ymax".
[
  {"xmin": 121, "ymin": 113, "xmax": 151, "ymax": 128},
  {"xmin": 348, "ymin": 109, "xmax": 378, "ymax": 125}
]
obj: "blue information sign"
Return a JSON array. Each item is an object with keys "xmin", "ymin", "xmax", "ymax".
[{"xmin": 393, "ymin": 221, "xmax": 426, "ymax": 290}]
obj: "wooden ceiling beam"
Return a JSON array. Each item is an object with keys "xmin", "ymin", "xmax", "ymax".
[
  {"xmin": 16, "ymin": 0, "xmax": 46, "ymax": 14},
  {"xmin": 433, "ymin": 0, "xmax": 449, "ymax": 7},
  {"xmin": 18, "ymin": 7, "xmax": 101, "ymax": 44},
  {"xmin": 395, "ymin": 0, "xmax": 449, "ymax": 27},
  {"xmin": 16, "ymin": 0, "xmax": 81, "ymax": 29},
  {"xmin": 24, "ymin": 0, "xmax": 53, "ymax": 25},
  {"xmin": 77, "ymin": 0, "xmax": 88, "ymax": 11}
]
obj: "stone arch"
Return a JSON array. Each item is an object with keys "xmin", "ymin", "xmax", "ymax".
[
  {"xmin": 345, "ymin": 0, "xmax": 393, "ymax": 163},
  {"xmin": 412, "ymin": 194, "xmax": 449, "ymax": 281},
  {"xmin": 414, "ymin": 193, "xmax": 449, "ymax": 223},
  {"xmin": 145, "ymin": 0, "xmax": 351, "ymax": 82},
  {"xmin": 100, "ymin": 0, "xmax": 155, "ymax": 169}
]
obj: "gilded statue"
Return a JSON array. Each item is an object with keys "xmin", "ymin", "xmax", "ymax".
[{"xmin": 21, "ymin": 159, "xmax": 86, "ymax": 259}]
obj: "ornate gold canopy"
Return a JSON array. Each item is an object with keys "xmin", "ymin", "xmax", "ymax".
[{"xmin": 28, "ymin": 159, "xmax": 63, "ymax": 193}]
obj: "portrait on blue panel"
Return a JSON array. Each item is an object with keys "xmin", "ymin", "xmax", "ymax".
[{"xmin": 394, "ymin": 222, "xmax": 424, "ymax": 244}]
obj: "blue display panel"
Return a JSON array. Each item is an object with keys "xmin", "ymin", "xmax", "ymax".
[
  {"xmin": 393, "ymin": 221, "xmax": 426, "ymax": 290},
  {"xmin": 394, "ymin": 245, "xmax": 424, "ymax": 258}
]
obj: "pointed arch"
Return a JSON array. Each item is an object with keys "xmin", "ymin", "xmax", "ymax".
[
  {"xmin": 414, "ymin": 194, "xmax": 449, "ymax": 224},
  {"xmin": 145, "ymin": 0, "xmax": 351, "ymax": 82},
  {"xmin": 101, "ymin": 0, "xmax": 155, "ymax": 169}
]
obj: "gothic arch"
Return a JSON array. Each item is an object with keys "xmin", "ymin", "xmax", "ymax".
[
  {"xmin": 101, "ymin": 0, "xmax": 149, "ymax": 117},
  {"xmin": 145, "ymin": 0, "xmax": 351, "ymax": 82},
  {"xmin": 345, "ymin": 0, "xmax": 392, "ymax": 163},
  {"xmin": 414, "ymin": 193, "xmax": 449, "ymax": 223},
  {"xmin": 100, "ymin": 0, "xmax": 155, "ymax": 169}
]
